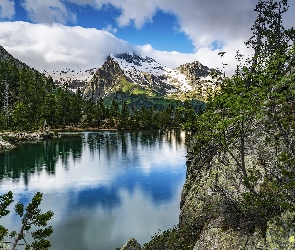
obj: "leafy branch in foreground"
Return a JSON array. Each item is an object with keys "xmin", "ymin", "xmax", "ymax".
[
  {"xmin": 0, "ymin": 191, "xmax": 54, "ymax": 250},
  {"xmin": 0, "ymin": 191, "xmax": 14, "ymax": 242}
]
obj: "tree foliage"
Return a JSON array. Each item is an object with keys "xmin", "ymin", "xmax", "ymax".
[
  {"xmin": 0, "ymin": 59, "xmax": 202, "ymax": 131},
  {"xmin": 0, "ymin": 192, "xmax": 54, "ymax": 250},
  {"xmin": 182, "ymin": 0, "xmax": 295, "ymax": 246},
  {"xmin": 146, "ymin": 0, "xmax": 295, "ymax": 248}
]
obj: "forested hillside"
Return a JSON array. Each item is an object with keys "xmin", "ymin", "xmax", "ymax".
[{"xmin": 0, "ymin": 48, "xmax": 203, "ymax": 131}]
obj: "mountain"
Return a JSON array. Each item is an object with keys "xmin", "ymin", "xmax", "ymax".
[
  {"xmin": 43, "ymin": 67, "xmax": 98, "ymax": 93},
  {"xmin": 0, "ymin": 45, "xmax": 18, "ymax": 62},
  {"xmin": 0, "ymin": 45, "xmax": 30, "ymax": 70},
  {"xmin": 1, "ymin": 45, "xmax": 215, "ymax": 108},
  {"xmin": 81, "ymin": 52, "xmax": 218, "ymax": 102}
]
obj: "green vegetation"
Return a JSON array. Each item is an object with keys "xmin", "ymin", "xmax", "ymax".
[
  {"xmin": 0, "ymin": 192, "xmax": 53, "ymax": 249},
  {"xmin": 113, "ymin": 76, "xmax": 153, "ymax": 96},
  {"xmin": 0, "ymin": 59, "xmax": 203, "ymax": 132},
  {"xmin": 3, "ymin": 0, "xmax": 295, "ymax": 248},
  {"xmin": 143, "ymin": 0, "xmax": 295, "ymax": 249}
]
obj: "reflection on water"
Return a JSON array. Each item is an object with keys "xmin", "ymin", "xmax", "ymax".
[{"xmin": 0, "ymin": 130, "xmax": 186, "ymax": 250}]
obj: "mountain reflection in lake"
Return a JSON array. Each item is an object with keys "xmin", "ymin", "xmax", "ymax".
[{"xmin": 0, "ymin": 130, "xmax": 186, "ymax": 250}]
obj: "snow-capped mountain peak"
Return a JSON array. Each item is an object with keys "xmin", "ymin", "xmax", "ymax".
[
  {"xmin": 45, "ymin": 51, "xmax": 218, "ymax": 99},
  {"xmin": 110, "ymin": 52, "xmax": 193, "ymax": 93}
]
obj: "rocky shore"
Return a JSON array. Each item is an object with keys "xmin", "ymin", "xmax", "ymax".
[
  {"xmin": 0, "ymin": 131, "xmax": 57, "ymax": 151},
  {"xmin": 0, "ymin": 136, "xmax": 15, "ymax": 150}
]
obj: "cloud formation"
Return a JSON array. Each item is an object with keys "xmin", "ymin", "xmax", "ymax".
[
  {"xmin": 102, "ymin": 24, "xmax": 118, "ymax": 34},
  {"xmin": 0, "ymin": 0, "xmax": 15, "ymax": 19},
  {"xmin": 0, "ymin": 21, "xmax": 132, "ymax": 71},
  {"xmin": 0, "ymin": 21, "xmax": 237, "ymax": 75},
  {"xmin": 1, "ymin": 0, "xmax": 295, "ymax": 76},
  {"xmin": 0, "ymin": 21, "xmax": 254, "ymax": 76},
  {"xmin": 20, "ymin": 0, "xmax": 258, "ymax": 46},
  {"xmin": 11, "ymin": 0, "xmax": 263, "ymax": 74},
  {"xmin": 22, "ymin": 0, "xmax": 76, "ymax": 24},
  {"xmin": 18, "ymin": 0, "xmax": 295, "ymax": 50}
]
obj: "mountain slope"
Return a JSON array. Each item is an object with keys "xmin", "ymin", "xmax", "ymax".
[
  {"xmin": 0, "ymin": 45, "xmax": 32, "ymax": 70},
  {"xmin": 82, "ymin": 52, "xmax": 218, "ymax": 102}
]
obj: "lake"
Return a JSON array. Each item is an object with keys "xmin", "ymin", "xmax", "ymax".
[{"xmin": 0, "ymin": 130, "xmax": 187, "ymax": 250}]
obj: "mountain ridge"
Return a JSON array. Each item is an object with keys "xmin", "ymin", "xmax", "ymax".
[
  {"xmin": 1, "ymin": 44, "xmax": 217, "ymax": 104},
  {"xmin": 80, "ymin": 52, "xmax": 218, "ymax": 101}
]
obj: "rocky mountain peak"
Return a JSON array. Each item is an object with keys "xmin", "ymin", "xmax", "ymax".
[
  {"xmin": 82, "ymin": 56, "xmax": 125, "ymax": 101},
  {"xmin": 113, "ymin": 52, "xmax": 156, "ymax": 66},
  {"xmin": 0, "ymin": 46, "xmax": 14, "ymax": 62},
  {"xmin": 177, "ymin": 61, "xmax": 210, "ymax": 79},
  {"xmin": 81, "ymin": 52, "xmax": 219, "ymax": 101}
]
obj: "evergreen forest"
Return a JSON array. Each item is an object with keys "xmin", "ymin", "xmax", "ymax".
[{"xmin": 0, "ymin": 60, "xmax": 202, "ymax": 131}]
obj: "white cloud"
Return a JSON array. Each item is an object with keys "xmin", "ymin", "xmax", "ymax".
[
  {"xmin": 0, "ymin": 21, "xmax": 132, "ymax": 71},
  {"xmin": 135, "ymin": 42, "xmax": 248, "ymax": 76},
  {"xmin": 112, "ymin": 0, "xmax": 157, "ymax": 29},
  {"xmin": 67, "ymin": 0, "xmax": 158, "ymax": 28},
  {"xmin": 102, "ymin": 24, "xmax": 118, "ymax": 34},
  {"xmin": 22, "ymin": 0, "xmax": 76, "ymax": 24},
  {"xmin": 64, "ymin": 0, "xmax": 258, "ymax": 47},
  {"xmin": 1, "ymin": 0, "xmax": 295, "ymax": 76},
  {"xmin": 156, "ymin": 0, "xmax": 258, "ymax": 49},
  {"xmin": 20, "ymin": 0, "xmax": 259, "ymax": 74},
  {"xmin": 0, "ymin": 0, "xmax": 15, "ymax": 19},
  {"xmin": 17, "ymin": 0, "xmax": 295, "ymax": 53},
  {"xmin": 0, "ymin": 21, "xmax": 237, "ymax": 75}
]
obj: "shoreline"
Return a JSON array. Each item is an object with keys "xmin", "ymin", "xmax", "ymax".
[
  {"xmin": 0, "ymin": 131, "xmax": 57, "ymax": 152},
  {"xmin": 0, "ymin": 127, "xmax": 181, "ymax": 152}
]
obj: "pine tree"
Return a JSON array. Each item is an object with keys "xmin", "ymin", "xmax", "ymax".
[
  {"xmin": 183, "ymin": 0, "xmax": 295, "ymax": 243},
  {"xmin": 42, "ymin": 94, "xmax": 60, "ymax": 128},
  {"xmin": 0, "ymin": 192, "xmax": 53, "ymax": 250},
  {"xmin": 2, "ymin": 79, "xmax": 10, "ymax": 129},
  {"xmin": 246, "ymin": 0, "xmax": 295, "ymax": 78}
]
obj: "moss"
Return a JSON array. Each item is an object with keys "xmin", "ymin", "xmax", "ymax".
[{"xmin": 143, "ymin": 217, "xmax": 203, "ymax": 250}]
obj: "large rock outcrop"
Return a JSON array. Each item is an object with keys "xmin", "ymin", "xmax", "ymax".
[
  {"xmin": 82, "ymin": 56, "xmax": 125, "ymax": 101},
  {"xmin": 179, "ymin": 135, "xmax": 266, "ymax": 249}
]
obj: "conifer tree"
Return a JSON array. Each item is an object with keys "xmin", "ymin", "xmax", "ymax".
[{"xmin": 0, "ymin": 192, "xmax": 53, "ymax": 250}]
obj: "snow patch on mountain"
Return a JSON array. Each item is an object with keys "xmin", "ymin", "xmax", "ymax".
[
  {"xmin": 45, "ymin": 51, "xmax": 217, "ymax": 97},
  {"xmin": 44, "ymin": 67, "xmax": 98, "ymax": 93},
  {"xmin": 110, "ymin": 52, "xmax": 193, "ymax": 92}
]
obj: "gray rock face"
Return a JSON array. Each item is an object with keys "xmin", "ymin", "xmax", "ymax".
[
  {"xmin": 176, "ymin": 61, "xmax": 210, "ymax": 80},
  {"xmin": 119, "ymin": 238, "xmax": 141, "ymax": 250},
  {"xmin": 178, "ymin": 134, "xmax": 267, "ymax": 249},
  {"xmin": 82, "ymin": 56, "xmax": 124, "ymax": 101},
  {"xmin": 82, "ymin": 53, "xmax": 217, "ymax": 101}
]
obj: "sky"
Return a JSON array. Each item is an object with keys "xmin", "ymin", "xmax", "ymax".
[{"xmin": 0, "ymin": 0, "xmax": 295, "ymax": 75}]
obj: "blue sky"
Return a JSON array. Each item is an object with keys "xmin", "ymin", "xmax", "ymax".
[
  {"xmin": 0, "ymin": 0, "xmax": 295, "ymax": 74},
  {"xmin": 10, "ymin": 0, "xmax": 194, "ymax": 53}
]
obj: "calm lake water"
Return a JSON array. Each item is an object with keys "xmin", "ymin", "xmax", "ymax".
[{"xmin": 0, "ymin": 130, "xmax": 187, "ymax": 250}]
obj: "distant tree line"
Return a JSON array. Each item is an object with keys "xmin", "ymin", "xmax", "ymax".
[{"xmin": 0, "ymin": 60, "xmax": 201, "ymax": 131}]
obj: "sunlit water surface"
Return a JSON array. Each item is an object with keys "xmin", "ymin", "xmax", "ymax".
[{"xmin": 0, "ymin": 130, "xmax": 187, "ymax": 250}]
